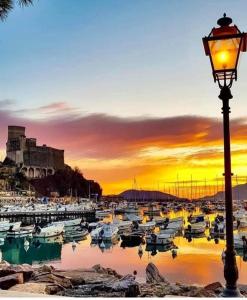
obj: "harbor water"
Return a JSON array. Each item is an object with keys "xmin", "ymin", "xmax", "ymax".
[{"xmin": 0, "ymin": 208, "xmax": 247, "ymax": 286}]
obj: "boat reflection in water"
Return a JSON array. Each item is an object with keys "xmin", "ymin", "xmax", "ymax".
[
  {"xmin": 145, "ymin": 243, "xmax": 176, "ymax": 257},
  {"xmin": 90, "ymin": 237, "xmax": 119, "ymax": 252},
  {"xmin": 236, "ymin": 248, "xmax": 247, "ymax": 262},
  {"xmin": 0, "ymin": 236, "xmax": 63, "ymax": 265}
]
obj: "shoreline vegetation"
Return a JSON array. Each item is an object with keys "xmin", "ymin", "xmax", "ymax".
[{"xmin": 0, "ymin": 261, "xmax": 247, "ymax": 297}]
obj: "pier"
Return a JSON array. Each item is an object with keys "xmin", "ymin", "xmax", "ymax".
[{"xmin": 0, "ymin": 209, "xmax": 96, "ymax": 225}]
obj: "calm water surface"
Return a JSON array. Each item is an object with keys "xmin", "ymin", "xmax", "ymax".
[{"xmin": 1, "ymin": 208, "xmax": 247, "ymax": 286}]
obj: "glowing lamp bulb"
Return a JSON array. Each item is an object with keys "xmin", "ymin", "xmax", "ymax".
[{"xmin": 217, "ymin": 50, "xmax": 229, "ymax": 68}]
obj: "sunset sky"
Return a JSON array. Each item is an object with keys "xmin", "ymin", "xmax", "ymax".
[{"xmin": 0, "ymin": 0, "xmax": 247, "ymax": 195}]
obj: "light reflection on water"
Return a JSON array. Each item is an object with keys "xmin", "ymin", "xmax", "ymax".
[{"xmin": 0, "ymin": 208, "xmax": 246, "ymax": 286}]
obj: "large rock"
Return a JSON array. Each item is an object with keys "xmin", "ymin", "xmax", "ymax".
[
  {"xmin": 36, "ymin": 264, "xmax": 55, "ymax": 274},
  {"xmin": 107, "ymin": 274, "xmax": 140, "ymax": 297},
  {"xmin": 31, "ymin": 272, "xmax": 73, "ymax": 291},
  {"xmin": 62, "ymin": 275, "xmax": 140, "ymax": 297},
  {"xmin": 0, "ymin": 273, "xmax": 24, "ymax": 290},
  {"xmin": 239, "ymin": 284, "xmax": 247, "ymax": 296},
  {"xmin": 187, "ymin": 287, "xmax": 216, "ymax": 297},
  {"xmin": 146, "ymin": 263, "xmax": 169, "ymax": 284},
  {"xmin": 204, "ymin": 281, "xmax": 223, "ymax": 294},
  {"xmin": 92, "ymin": 264, "xmax": 122, "ymax": 278},
  {"xmin": 9, "ymin": 282, "xmax": 48, "ymax": 294},
  {"xmin": 140, "ymin": 283, "xmax": 184, "ymax": 297},
  {"xmin": 204, "ymin": 281, "xmax": 223, "ymax": 291},
  {"xmin": 0, "ymin": 261, "xmax": 10, "ymax": 268},
  {"xmin": 54, "ymin": 268, "xmax": 117, "ymax": 285},
  {"xmin": 0, "ymin": 264, "xmax": 33, "ymax": 281}
]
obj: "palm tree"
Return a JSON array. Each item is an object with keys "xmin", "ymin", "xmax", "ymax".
[{"xmin": 0, "ymin": 0, "xmax": 33, "ymax": 21}]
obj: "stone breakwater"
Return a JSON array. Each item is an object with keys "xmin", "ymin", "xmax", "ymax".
[{"xmin": 0, "ymin": 261, "xmax": 247, "ymax": 297}]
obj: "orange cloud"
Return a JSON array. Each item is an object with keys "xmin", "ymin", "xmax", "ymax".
[{"xmin": 1, "ymin": 104, "xmax": 247, "ymax": 195}]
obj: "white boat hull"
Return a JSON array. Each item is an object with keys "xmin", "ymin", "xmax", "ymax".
[
  {"xmin": 146, "ymin": 233, "xmax": 173, "ymax": 245},
  {"xmin": 139, "ymin": 222, "xmax": 156, "ymax": 232},
  {"xmin": 33, "ymin": 224, "xmax": 64, "ymax": 238},
  {"xmin": 91, "ymin": 224, "xmax": 119, "ymax": 241}
]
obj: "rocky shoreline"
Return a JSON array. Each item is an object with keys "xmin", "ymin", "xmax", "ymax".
[{"xmin": 0, "ymin": 260, "xmax": 246, "ymax": 297}]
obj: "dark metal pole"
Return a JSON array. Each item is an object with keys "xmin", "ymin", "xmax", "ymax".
[{"xmin": 219, "ymin": 85, "xmax": 241, "ymax": 297}]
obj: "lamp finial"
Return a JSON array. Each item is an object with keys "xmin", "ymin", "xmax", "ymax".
[{"xmin": 217, "ymin": 14, "xmax": 232, "ymax": 27}]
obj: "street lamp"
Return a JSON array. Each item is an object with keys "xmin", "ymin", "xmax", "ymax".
[{"xmin": 203, "ymin": 14, "xmax": 247, "ymax": 297}]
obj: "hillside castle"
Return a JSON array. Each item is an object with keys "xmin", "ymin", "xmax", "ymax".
[{"xmin": 5, "ymin": 126, "xmax": 64, "ymax": 178}]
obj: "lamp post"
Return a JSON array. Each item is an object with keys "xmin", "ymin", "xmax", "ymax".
[{"xmin": 203, "ymin": 14, "xmax": 247, "ymax": 297}]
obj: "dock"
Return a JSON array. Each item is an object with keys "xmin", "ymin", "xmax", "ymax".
[{"xmin": 0, "ymin": 209, "xmax": 96, "ymax": 225}]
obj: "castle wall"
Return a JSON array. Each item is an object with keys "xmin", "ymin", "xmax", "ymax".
[{"xmin": 6, "ymin": 126, "xmax": 64, "ymax": 178}]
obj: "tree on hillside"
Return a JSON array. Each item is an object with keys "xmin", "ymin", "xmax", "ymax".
[
  {"xmin": 0, "ymin": 0, "xmax": 33, "ymax": 20},
  {"xmin": 30, "ymin": 165, "xmax": 102, "ymax": 198}
]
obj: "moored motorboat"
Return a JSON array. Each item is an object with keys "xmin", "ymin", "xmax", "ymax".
[
  {"xmin": 96, "ymin": 209, "xmax": 112, "ymax": 218},
  {"xmin": 64, "ymin": 228, "xmax": 88, "ymax": 242},
  {"xmin": 123, "ymin": 214, "xmax": 142, "ymax": 223},
  {"xmin": 146, "ymin": 232, "xmax": 174, "ymax": 246},
  {"xmin": 120, "ymin": 230, "xmax": 144, "ymax": 245},
  {"xmin": 188, "ymin": 214, "xmax": 205, "ymax": 224},
  {"xmin": 9, "ymin": 222, "xmax": 22, "ymax": 232},
  {"xmin": 138, "ymin": 221, "xmax": 156, "ymax": 232},
  {"xmin": 87, "ymin": 221, "xmax": 103, "ymax": 232},
  {"xmin": 144, "ymin": 205, "xmax": 161, "ymax": 216},
  {"xmin": 0, "ymin": 221, "xmax": 11, "ymax": 232},
  {"xmin": 52, "ymin": 218, "xmax": 82, "ymax": 228},
  {"xmin": 234, "ymin": 232, "xmax": 247, "ymax": 249},
  {"xmin": 90, "ymin": 223, "xmax": 119, "ymax": 241},
  {"xmin": 33, "ymin": 223, "xmax": 64, "ymax": 238},
  {"xmin": 113, "ymin": 219, "xmax": 133, "ymax": 232},
  {"xmin": 123, "ymin": 203, "xmax": 139, "ymax": 214},
  {"xmin": 185, "ymin": 222, "xmax": 206, "ymax": 235},
  {"xmin": 160, "ymin": 228, "xmax": 179, "ymax": 236},
  {"xmin": 153, "ymin": 216, "xmax": 169, "ymax": 226},
  {"xmin": 166, "ymin": 217, "xmax": 184, "ymax": 231},
  {"xmin": 7, "ymin": 225, "xmax": 34, "ymax": 238},
  {"xmin": 210, "ymin": 222, "xmax": 225, "ymax": 238},
  {"xmin": 145, "ymin": 243, "xmax": 175, "ymax": 255}
]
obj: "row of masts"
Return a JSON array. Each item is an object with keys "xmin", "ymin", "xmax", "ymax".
[{"xmin": 132, "ymin": 174, "xmax": 247, "ymax": 200}]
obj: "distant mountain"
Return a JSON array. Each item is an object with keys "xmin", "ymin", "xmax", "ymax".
[
  {"xmin": 118, "ymin": 189, "xmax": 186, "ymax": 201},
  {"xmin": 198, "ymin": 183, "xmax": 247, "ymax": 201}
]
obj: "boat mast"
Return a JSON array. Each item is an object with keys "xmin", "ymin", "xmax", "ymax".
[{"xmin": 190, "ymin": 175, "xmax": 193, "ymax": 200}]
